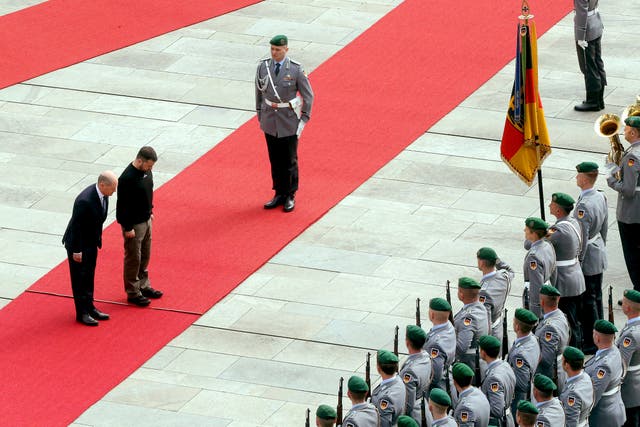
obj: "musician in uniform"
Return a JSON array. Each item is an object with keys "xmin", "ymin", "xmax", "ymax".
[
  {"xmin": 478, "ymin": 335, "xmax": 516, "ymax": 427},
  {"xmin": 400, "ymin": 325, "xmax": 433, "ymax": 421},
  {"xmin": 533, "ymin": 374, "xmax": 565, "ymax": 426},
  {"xmin": 515, "ymin": 400, "xmax": 538, "ymax": 427},
  {"xmin": 454, "ymin": 277, "xmax": 489, "ymax": 376},
  {"xmin": 315, "ymin": 404, "xmax": 337, "ymax": 427},
  {"xmin": 452, "ymin": 362, "xmax": 490, "ymax": 427},
  {"xmin": 477, "ymin": 247, "xmax": 514, "ymax": 346},
  {"xmin": 574, "ymin": 161, "xmax": 608, "ymax": 354},
  {"xmin": 560, "ymin": 346, "xmax": 594, "ymax": 427},
  {"xmin": 371, "ymin": 349, "xmax": 406, "ymax": 427},
  {"xmin": 429, "ymin": 388, "xmax": 457, "ymax": 427},
  {"xmin": 535, "ymin": 285, "xmax": 569, "ymax": 392},
  {"xmin": 585, "ymin": 319, "xmax": 626, "ymax": 426},
  {"xmin": 255, "ymin": 34, "xmax": 314, "ymax": 212},
  {"xmin": 508, "ymin": 308, "xmax": 540, "ymax": 424},
  {"xmin": 617, "ymin": 289, "xmax": 640, "ymax": 426},
  {"xmin": 523, "ymin": 217, "xmax": 556, "ymax": 318},
  {"xmin": 573, "ymin": 0, "xmax": 606, "ymax": 112},
  {"xmin": 343, "ymin": 375, "xmax": 380, "ymax": 427},
  {"xmin": 607, "ymin": 116, "xmax": 640, "ymax": 291},
  {"xmin": 424, "ymin": 297, "xmax": 456, "ymax": 392}
]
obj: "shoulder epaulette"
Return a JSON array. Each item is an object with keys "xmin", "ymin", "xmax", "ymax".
[{"xmin": 289, "ymin": 58, "xmax": 302, "ymax": 66}]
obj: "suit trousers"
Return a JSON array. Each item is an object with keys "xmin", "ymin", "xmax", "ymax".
[
  {"xmin": 576, "ymin": 37, "xmax": 607, "ymax": 92},
  {"xmin": 123, "ymin": 219, "xmax": 152, "ymax": 297},
  {"xmin": 624, "ymin": 406, "xmax": 640, "ymax": 427},
  {"xmin": 619, "ymin": 221, "xmax": 640, "ymax": 291},
  {"xmin": 581, "ymin": 273, "xmax": 603, "ymax": 350},
  {"xmin": 67, "ymin": 247, "xmax": 98, "ymax": 316},
  {"xmin": 559, "ymin": 295, "xmax": 584, "ymax": 349},
  {"xmin": 265, "ymin": 133, "xmax": 298, "ymax": 196}
]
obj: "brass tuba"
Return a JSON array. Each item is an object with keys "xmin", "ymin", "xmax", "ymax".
[
  {"xmin": 621, "ymin": 95, "xmax": 640, "ymax": 123},
  {"xmin": 594, "ymin": 113, "xmax": 625, "ymax": 166}
]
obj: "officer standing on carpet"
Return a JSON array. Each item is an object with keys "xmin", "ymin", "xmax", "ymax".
[
  {"xmin": 371, "ymin": 349, "xmax": 406, "ymax": 427},
  {"xmin": 454, "ymin": 277, "xmax": 489, "ymax": 376},
  {"xmin": 559, "ymin": 346, "xmax": 594, "ymax": 426},
  {"xmin": 617, "ymin": 289, "xmax": 640, "ymax": 426},
  {"xmin": 478, "ymin": 335, "xmax": 516, "ymax": 427},
  {"xmin": 424, "ymin": 297, "xmax": 456, "ymax": 392},
  {"xmin": 477, "ymin": 247, "xmax": 514, "ymax": 346},
  {"xmin": 522, "ymin": 217, "xmax": 556, "ymax": 318},
  {"xmin": 508, "ymin": 308, "xmax": 540, "ymax": 425},
  {"xmin": 573, "ymin": 0, "xmax": 606, "ymax": 112},
  {"xmin": 255, "ymin": 34, "xmax": 314, "ymax": 213}
]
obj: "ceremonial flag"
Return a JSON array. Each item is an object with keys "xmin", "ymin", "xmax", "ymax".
[{"xmin": 500, "ymin": 20, "xmax": 551, "ymax": 186}]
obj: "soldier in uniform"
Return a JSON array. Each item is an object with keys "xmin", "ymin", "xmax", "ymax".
[
  {"xmin": 508, "ymin": 308, "xmax": 540, "ymax": 424},
  {"xmin": 584, "ymin": 319, "xmax": 626, "ymax": 426},
  {"xmin": 400, "ymin": 324, "xmax": 433, "ymax": 421},
  {"xmin": 343, "ymin": 375, "xmax": 380, "ymax": 427},
  {"xmin": 315, "ymin": 404, "xmax": 337, "ymax": 427},
  {"xmin": 560, "ymin": 346, "xmax": 594, "ymax": 427},
  {"xmin": 477, "ymin": 247, "xmax": 514, "ymax": 346},
  {"xmin": 533, "ymin": 374, "xmax": 565, "ymax": 426},
  {"xmin": 454, "ymin": 277, "xmax": 490, "ymax": 375},
  {"xmin": 574, "ymin": 161, "xmax": 608, "ymax": 354},
  {"xmin": 425, "ymin": 297, "xmax": 456, "ymax": 392},
  {"xmin": 573, "ymin": 0, "xmax": 606, "ymax": 112},
  {"xmin": 452, "ymin": 362, "xmax": 490, "ymax": 427},
  {"xmin": 371, "ymin": 349, "xmax": 406, "ymax": 427},
  {"xmin": 255, "ymin": 34, "xmax": 314, "ymax": 212},
  {"xmin": 515, "ymin": 400, "xmax": 538, "ymax": 427},
  {"xmin": 429, "ymin": 388, "xmax": 457, "ymax": 427},
  {"xmin": 523, "ymin": 217, "xmax": 557, "ymax": 318},
  {"xmin": 478, "ymin": 335, "xmax": 516, "ymax": 427},
  {"xmin": 535, "ymin": 285, "xmax": 570, "ymax": 392},
  {"xmin": 607, "ymin": 116, "xmax": 640, "ymax": 291},
  {"xmin": 618, "ymin": 289, "xmax": 640, "ymax": 426}
]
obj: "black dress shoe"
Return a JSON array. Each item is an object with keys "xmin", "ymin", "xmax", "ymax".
[
  {"xmin": 574, "ymin": 101, "xmax": 602, "ymax": 112},
  {"xmin": 77, "ymin": 313, "xmax": 99, "ymax": 326},
  {"xmin": 264, "ymin": 195, "xmax": 286, "ymax": 209},
  {"xmin": 141, "ymin": 287, "xmax": 163, "ymax": 299},
  {"xmin": 283, "ymin": 196, "xmax": 295, "ymax": 212},
  {"xmin": 127, "ymin": 295, "xmax": 151, "ymax": 307},
  {"xmin": 90, "ymin": 309, "xmax": 110, "ymax": 320}
]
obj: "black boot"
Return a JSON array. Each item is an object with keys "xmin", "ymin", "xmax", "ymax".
[{"xmin": 575, "ymin": 90, "xmax": 602, "ymax": 112}]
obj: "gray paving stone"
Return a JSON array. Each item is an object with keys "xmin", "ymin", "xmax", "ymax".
[
  {"xmin": 103, "ymin": 378, "xmax": 202, "ymax": 411},
  {"xmin": 164, "ymin": 349, "xmax": 240, "ymax": 378},
  {"xmin": 180, "ymin": 390, "xmax": 284, "ymax": 424}
]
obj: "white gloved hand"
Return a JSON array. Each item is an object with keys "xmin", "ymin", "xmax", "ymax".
[
  {"xmin": 296, "ymin": 120, "xmax": 306, "ymax": 137},
  {"xmin": 577, "ymin": 40, "xmax": 588, "ymax": 50},
  {"xmin": 603, "ymin": 161, "xmax": 620, "ymax": 177}
]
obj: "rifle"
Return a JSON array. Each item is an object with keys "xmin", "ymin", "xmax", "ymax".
[
  {"xmin": 446, "ymin": 280, "xmax": 454, "ymax": 324},
  {"xmin": 609, "ymin": 285, "xmax": 615, "ymax": 323},
  {"xmin": 416, "ymin": 298, "xmax": 421, "ymax": 327},
  {"xmin": 445, "ymin": 365, "xmax": 452, "ymax": 402},
  {"xmin": 420, "ymin": 392, "xmax": 428, "ymax": 427},
  {"xmin": 336, "ymin": 377, "xmax": 343, "ymax": 426},
  {"xmin": 305, "ymin": 408, "xmax": 310, "ymax": 427},
  {"xmin": 501, "ymin": 308, "xmax": 509, "ymax": 360},
  {"xmin": 523, "ymin": 286, "xmax": 530, "ymax": 310},
  {"xmin": 526, "ymin": 370, "xmax": 532, "ymax": 401},
  {"xmin": 474, "ymin": 346, "xmax": 481, "ymax": 387},
  {"xmin": 394, "ymin": 325, "xmax": 399, "ymax": 356},
  {"xmin": 552, "ymin": 344, "xmax": 559, "ymax": 397},
  {"xmin": 365, "ymin": 352, "xmax": 371, "ymax": 400}
]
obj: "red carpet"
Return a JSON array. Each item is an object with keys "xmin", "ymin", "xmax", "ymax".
[{"xmin": 1, "ymin": 0, "xmax": 572, "ymax": 424}]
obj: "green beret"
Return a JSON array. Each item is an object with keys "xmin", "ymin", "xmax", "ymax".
[
  {"xmin": 458, "ymin": 277, "xmax": 481, "ymax": 289},
  {"xmin": 397, "ymin": 415, "xmax": 419, "ymax": 427},
  {"xmin": 594, "ymin": 319, "xmax": 618, "ymax": 334},
  {"xmin": 576, "ymin": 162, "xmax": 599, "ymax": 173},
  {"xmin": 624, "ymin": 289, "xmax": 640, "ymax": 304},
  {"xmin": 540, "ymin": 284, "xmax": 561, "ymax": 297},
  {"xmin": 517, "ymin": 400, "xmax": 539, "ymax": 415},
  {"xmin": 515, "ymin": 308, "xmax": 538, "ymax": 325},
  {"xmin": 533, "ymin": 374, "xmax": 557, "ymax": 392},
  {"xmin": 452, "ymin": 362, "xmax": 474, "ymax": 381},
  {"xmin": 552, "ymin": 192, "xmax": 575, "ymax": 210},
  {"xmin": 478, "ymin": 335, "xmax": 501, "ymax": 352},
  {"xmin": 347, "ymin": 375, "xmax": 369, "ymax": 393},
  {"xmin": 525, "ymin": 217, "xmax": 549, "ymax": 231},
  {"xmin": 563, "ymin": 346, "xmax": 585, "ymax": 362},
  {"xmin": 429, "ymin": 388, "xmax": 451, "ymax": 406},
  {"xmin": 269, "ymin": 34, "xmax": 288, "ymax": 46},
  {"xmin": 429, "ymin": 297, "xmax": 451, "ymax": 312},
  {"xmin": 477, "ymin": 247, "xmax": 498, "ymax": 262},
  {"xmin": 626, "ymin": 116, "xmax": 640, "ymax": 129},
  {"xmin": 316, "ymin": 404, "xmax": 337, "ymax": 420},
  {"xmin": 377, "ymin": 349, "xmax": 399, "ymax": 364},
  {"xmin": 406, "ymin": 324, "xmax": 427, "ymax": 342}
]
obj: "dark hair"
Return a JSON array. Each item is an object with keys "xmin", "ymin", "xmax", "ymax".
[
  {"xmin": 518, "ymin": 412, "xmax": 537, "ymax": 426},
  {"xmin": 515, "ymin": 318, "xmax": 535, "ymax": 334},
  {"xmin": 454, "ymin": 375, "xmax": 472, "ymax": 388},
  {"xmin": 378, "ymin": 362, "xmax": 398, "ymax": 376},
  {"xmin": 566, "ymin": 357, "xmax": 584, "ymax": 371},
  {"xmin": 483, "ymin": 346, "xmax": 500, "ymax": 359},
  {"xmin": 407, "ymin": 335, "xmax": 426, "ymax": 350},
  {"xmin": 350, "ymin": 390, "xmax": 367, "ymax": 401},
  {"xmin": 136, "ymin": 146, "xmax": 158, "ymax": 162}
]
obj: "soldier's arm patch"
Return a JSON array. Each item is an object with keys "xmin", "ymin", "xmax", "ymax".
[
  {"xmin": 403, "ymin": 373, "xmax": 412, "ymax": 383},
  {"xmin": 430, "ymin": 348, "xmax": 440, "ymax": 358},
  {"xmin": 624, "ymin": 337, "xmax": 632, "ymax": 348},
  {"xmin": 479, "ymin": 295, "xmax": 486, "ymax": 303},
  {"xmin": 629, "ymin": 159, "xmax": 635, "ymax": 167},
  {"xmin": 460, "ymin": 411, "xmax": 469, "ymax": 422},
  {"xmin": 544, "ymin": 331, "xmax": 553, "ymax": 342},
  {"xmin": 463, "ymin": 317, "xmax": 472, "ymax": 326},
  {"xmin": 379, "ymin": 399, "xmax": 389, "ymax": 410},
  {"xmin": 515, "ymin": 358, "xmax": 524, "ymax": 368},
  {"xmin": 567, "ymin": 396, "xmax": 575, "ymax": 406},
  {"xmin": 530, "ymin": 261, "xmax": 537, "ymax": 270},
  {"xmin": 490, "ymin": 382, "xmax": 499, "ymax": 392},
  {"xmin": 577, "ymin": 209, "xmax": 585, "ymax": 219},
  {"xmin": 346, "ymin": 423, "xmax": 355, "ymax": 427},
  {"xmin": 537, "ymin": 422, "xmax": 545, "ymax": 427},
  {"xmin": 597, "ymin": 368, "xmax": 606, "ymax": 379}
]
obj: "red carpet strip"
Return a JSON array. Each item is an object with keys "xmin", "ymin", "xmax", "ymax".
[{"xmin": 2, "ymin": 0, "xmax": 572, "ymax": 424}]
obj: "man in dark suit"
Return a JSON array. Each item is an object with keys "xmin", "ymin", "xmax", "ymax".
[{"xmin": 62, "ymin": 171, "xmax": 118, "ymax": 326}]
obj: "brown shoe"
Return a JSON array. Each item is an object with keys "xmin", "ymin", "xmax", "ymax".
[
  {"xmin": 127, "ymin": 295, "xmax": 151, "ymax": 306},
  {"xmin": 141, "ymin": 287, "xmax": 163, "ymax": 299}
]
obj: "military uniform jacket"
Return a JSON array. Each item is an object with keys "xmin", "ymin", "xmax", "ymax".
[
  {"xmin": 255, "ymin": 56, "xmax": 314, "ymax": 137},
  {"xmin": 584, "ymin": 346, "xmax": 626, "ymax": 426},
  {"xmin": 560, "ymin": 371, "xmax": 594, "ymax": 427},
  {"xmin": 432, "ymin": 415, "xmax": 457, "ymax": 426},
  {"xmin": 424, "ymin": 321, "xmax": 457, "ymax": 390},
  {"xmin": 455, "ymin": 302, "xmax": 489, "ymax": 372},
  {"xmin": 574, "ymin": 0, "xmax": 603, "ymax": 42},
  {"xmin": 536, "ymin": 398, "xmax": 565, "ymax": 427},
  {"xmin": 480, "ymin": 260, "xmax": 514, "ymax": 341},
  {"xmin": 371, "ymin": 375, "xmax": 407, "ymax": 427},
  {"xmin": 508, "ymin": 334, "xmax": 540, "ymax": 399},
  {"xmin": 607, "ymin": 141, "xmax": 640, "ymax": 224},
  {"xmin": 616, "ymin": 317, "xmax": 640, "ymax": 408},
  {"xmin": 342, "ymin": 402, "xmax": 381, "ymax": 427},
  {"xmin": 548, "ymin": 216, "xmax": 585, "ymax": 297},
  {"xmin": 480, "ymin": 360, "xmax": 516, "ymax": 427},
  {"xmin": 523, "ymin": 239, "xmax": 556, "ymax": 318},
  {"xmin": 574, "ymin": 189, "xmax": 608, "ymax": 276},
  {"xmin": 535, "ymin": 310, "xmax": 570, "ymax": 388},
  {"xmin": 455, "ymin": 387, "xmax": 490, "ymax": 427},
  {"xmin": 400, "ymin": 351, "xmax": 433, "ymax": 419}
]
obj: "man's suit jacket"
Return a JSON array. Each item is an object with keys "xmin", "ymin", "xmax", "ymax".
[
  {"xmin": 574, "ymin": 0, "xmax": 603, "ymax": 42},
  {"xmin": 62, "ymin": 184, "xmax": 107, "ymax": 252}
]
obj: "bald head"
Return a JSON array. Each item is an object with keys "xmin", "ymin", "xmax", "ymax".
[{"xmin": 97, "ymin": 170, "xmax": 118, "ymax": 196}]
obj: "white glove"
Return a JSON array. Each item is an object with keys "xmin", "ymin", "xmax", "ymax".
[
  {"xmin": 577, "ymin": 40, "xmax": 588, "ymax": 50},
  {"xmin": 603, "ymin": 161, "xmax": 620, "ymax": 177},
  {"xmin": 296, "ymin": 120, "xmax": 306, "ymax": 137}
]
